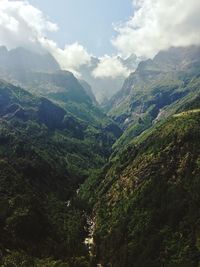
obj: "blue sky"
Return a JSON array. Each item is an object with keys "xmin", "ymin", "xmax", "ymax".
[{"xmin": 28, "ymin": 0, "xmax": 133, "ymax": 56}]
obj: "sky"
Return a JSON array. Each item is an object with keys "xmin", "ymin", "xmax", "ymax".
[
  {"xmin": 0, "ymin": 0, "xmax": 200, "ymax": 79},
  {"xmin": 28, "ymin": 0, "xmax": 133, "ymax": 57}
]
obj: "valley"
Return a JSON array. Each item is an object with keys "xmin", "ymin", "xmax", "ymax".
[{"xmin": 0, "ymin": 45, "xmax": 199, "ymax": 267}]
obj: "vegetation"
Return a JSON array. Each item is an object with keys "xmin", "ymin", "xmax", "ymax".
[
  {"xmin": 0, "ymin": 80, "xmax": 120, "ymax": 266},
  {"xmin": 80, "ymin": 80, "xmax": 200, "ymax": 266},
  {"xmin": 0, "ymin": 45, "xmax": 200, "ymax": 267},
  {"xmin": 87, "ymin": 111, "xmax": 200, "ymax": 267},
  {"xmin": 105, "ymin": 46, "xmax": 200, "ymax": 149}
]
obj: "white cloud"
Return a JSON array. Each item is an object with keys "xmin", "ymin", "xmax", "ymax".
[
  {"xmin": 113, "ymin": 0, "xmax": 200, "ymax": 58},
  {"xmin": 0, "ymin": 0, "xmax": 58, "ymax": 49},
  {"xmin": 1, "ymin": 0, "xmax": 199, "ymax": 80},
  {"xmin": 40, "ymin": 38, "xmax": 91, "ymax": 75},
  {"xmin": 0, "ymin": 0, "xmax": 91, "ymax": 75},
  {"xmin": 92, "ymin": 55, "xmax": 130, "ymax": 79}
]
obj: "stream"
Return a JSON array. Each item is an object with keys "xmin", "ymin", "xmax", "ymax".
[{"xmin": 84, "ymin": 216, "xmax": 95, "ymax": 256}]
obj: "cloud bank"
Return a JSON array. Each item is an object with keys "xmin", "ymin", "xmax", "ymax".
[
  {"xmin": 92, "ymin": 55, "xmax": 130, "ymax": 79},
  {"xmin": 113, "ymin": 0, "xmax": 200, "ymax": 58},
  {"xmin": 0, "ymin": 0, "xmax": 200, "ymax": 79},
  {"xmin": 0, "ymin": 0, "xmax": 91, "ymax": 74},
  {"xmin": 41, "ymin": 39, "xmax": 91, "ymax": 75}
]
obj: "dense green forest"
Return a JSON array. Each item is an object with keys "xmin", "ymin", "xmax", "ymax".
[
  {"xmin": 0, "ymin": 80, "xmax": 120, "ymax": 266},
  {"xmin": 83, "ymin": 110, "xmax": 200, "ymax": 266}
]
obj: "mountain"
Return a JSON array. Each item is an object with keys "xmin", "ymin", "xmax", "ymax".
[
  {"xmin": 79, "ymin": 79, "xmax": 98, "ymax": 105},
  {"xmin": 0, "ymin": 46, "xmax": 60, "ymax": 73},
  {"xmin": 78, "ymin": 46, "xmax": 200, "ymax": 267},
  {"xmin": 0, "ymin": 46, "xmax": 97, "ymax": 103},
  {"xmin": 79, "ymin": 55, "xmax": 139, "ymax": 103},
  {"xmin": 0, "ymin": 47, "xmax": 121, "ymax": 137},
  {"xmin": 11, "ymin": 69, "xmax": 120, "ymax": 129},
  {"xmin": 0, "ymin": 46, "xmax": 138, "ymax": 104},
  {"xmin": 0, "ymin": 46, "xmax": 130, "ymax": 104},
  {"xmin": 0, "ymin": 80, "xmax": 121, "ymax": 266},
  {"xmin": 81, "ymin": 98, "xmax": 200, "ymax": 266},
  {"xmin": 104, "ymin": 45, "xmax": 200, "ymax": 149}
]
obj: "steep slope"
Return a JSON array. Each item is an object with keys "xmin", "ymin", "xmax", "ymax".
[
  {"xmin": 0, "ymin": 46, "xmax": 60, "ymax": 73},
  {"xmin": 0, "ymin": 80, "xmax": 120, "ymax": 266},
  {"xmin": 79, "ymin": 79, "xmax": 98, "ymax": 105},
  {"xmin": 105, "ymin": 46, "xmax": 200, "ymax": 148},
  {"xmin": 0, "ymin": 47, "xmax": 121, "ymax": 138},
  {"xmin": 79, "ymin": 55, "xmax": 138, "ymax": 103},
  {"xmin": 83, "ymin": 107, "xmax": 200, "ymax": 267},
  {"xmin": 15, "ymin": 70, "xmax": 106, "ymax": 126}
]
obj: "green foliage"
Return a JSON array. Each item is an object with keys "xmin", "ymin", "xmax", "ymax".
[
  {"xmin": 89, "ymin": 112, "xmax": 200, "ymax": 267},
  {"xmin": 106, "ymin": 46, "xmax": 200, "ymax": 149},
  {"xmin": 0, "ymin": 81, "xmax": 120, "ymax": 265},
  {"xmin": 1, "ymin": 46, "xmax": 200, "ymax": 267}
]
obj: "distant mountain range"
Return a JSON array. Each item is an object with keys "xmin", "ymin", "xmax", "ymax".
[
  {"xmin": 0, "ymin": 46, "xmax": 139, "ymax": 103},
  {"xmin": 79, "ymin": 54, "xmax": 139, "ymax": 103}
]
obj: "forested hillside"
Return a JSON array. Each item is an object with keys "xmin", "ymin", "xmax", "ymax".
[
  {"xmin": 0, "ymin": 80, "xmax": 120, "ymax": 266},
  {"xmin": 80, "ymin": 46, "xmax": 200, "ymax": 267},
  {"xmin": 82, "ymin": 104, "xmax": 200, "ymax": 266}
]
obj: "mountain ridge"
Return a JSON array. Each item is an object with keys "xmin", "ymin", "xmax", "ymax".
[{"xmin": 104, "ymin": 45, "xmax": 200, "ymax": 150}]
